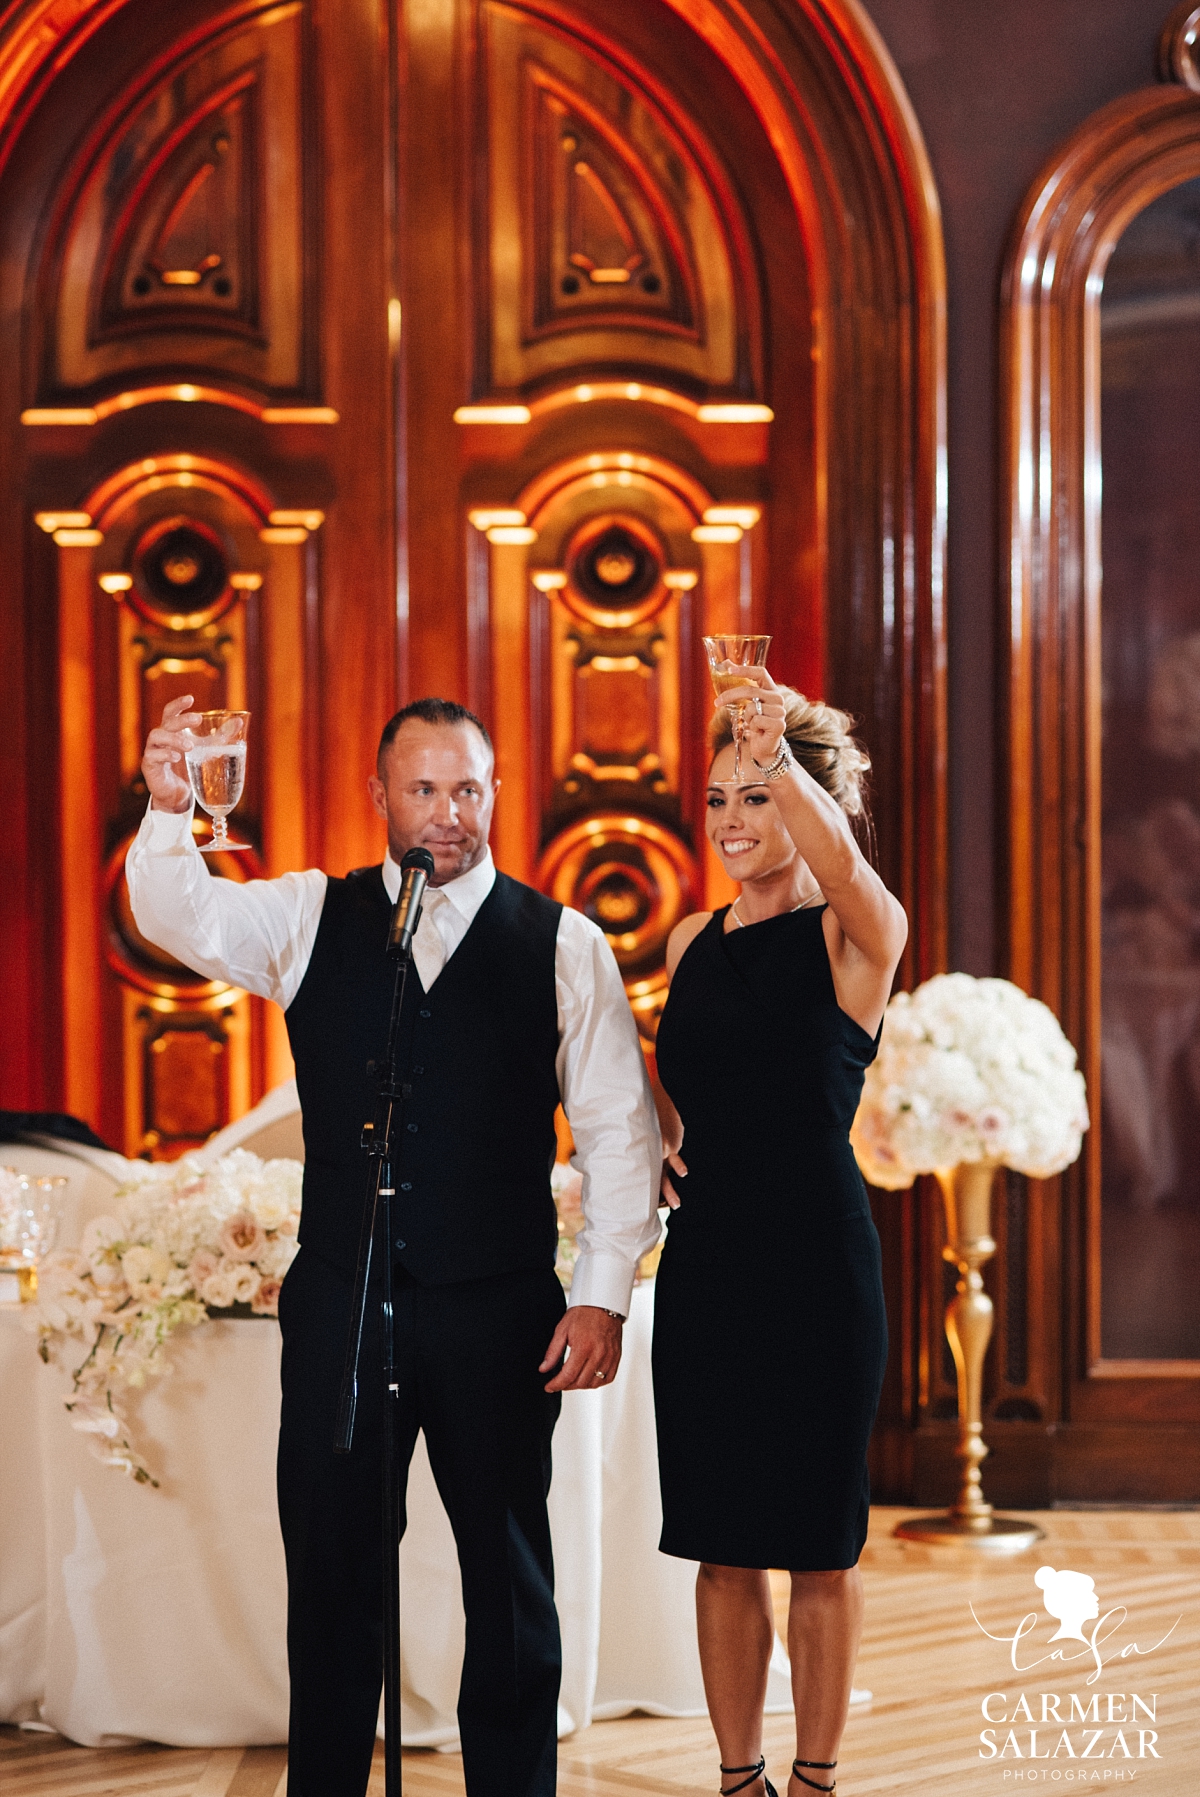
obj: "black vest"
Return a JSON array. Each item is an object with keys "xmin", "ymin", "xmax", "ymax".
[{"xmin": 285, "ymin": 866, "xmax": 563, "ymax": 1283}]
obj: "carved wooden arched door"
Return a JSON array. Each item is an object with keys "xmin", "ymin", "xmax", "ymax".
[
  {"xmin": 999, "ymin": 11, "xmax": 1200, "ymax": 1499},
  {"xmin": 1, "ymin": 0, "xmax": 944, "ymax": 1486}
]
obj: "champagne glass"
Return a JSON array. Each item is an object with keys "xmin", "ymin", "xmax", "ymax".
[
  {"xmin": 0, "ymin": 1167, "xmax": 24, "ymax": 1294},
  {"xmin": 183, "ymin": 711, "xmax": 251, "ymax": 852},
  {"xmin": 702, "ymin": 635, "xmax": 772, "ymax": 782},
  {"xmin": 12, "ymin": 1175, "xmax": 64, "ymax": 1301}
]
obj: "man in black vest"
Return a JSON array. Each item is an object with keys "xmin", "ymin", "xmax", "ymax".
[{"xmin": 128, "ymin": 695, "xmax": 662, "ymax": 1797}]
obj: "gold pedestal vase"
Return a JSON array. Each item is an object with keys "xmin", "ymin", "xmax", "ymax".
[{"xmin": 894, "ymin": 1160, "xmax": 1044, "ymax": 1551}]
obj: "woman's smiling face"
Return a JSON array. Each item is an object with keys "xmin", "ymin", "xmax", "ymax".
[{"xmin": 705, "ymin": 743, "xmax": 800, "ymax": 883}]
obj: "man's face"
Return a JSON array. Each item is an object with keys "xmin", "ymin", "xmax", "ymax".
[{"xmin": 367, "ymin": 720, "xmax": 499, "ymax": 886}]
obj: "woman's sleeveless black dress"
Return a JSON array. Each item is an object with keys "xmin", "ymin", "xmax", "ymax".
[{"xmin": 652, "ymin": 905, "xmax": 888, "ymax": 1571}]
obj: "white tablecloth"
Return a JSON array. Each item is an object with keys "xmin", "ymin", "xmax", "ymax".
[{"xmin": 2, "ymin": 1276, "xmax": 796, "ymax": 1747}]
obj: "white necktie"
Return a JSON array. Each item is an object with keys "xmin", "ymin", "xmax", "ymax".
[{"xmin": 415, "ymin": 886, "xmax": 451, "ymax": 987}]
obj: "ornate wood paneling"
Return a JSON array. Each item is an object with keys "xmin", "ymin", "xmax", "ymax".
[
  {"xmin": 96, "ymin": 70, "xmax": 260, "ymax": 329},
  {"xmin": 42, "ymin": 453, "xmax": 320, "ymax": 1153},
  {"xmin": 37, "ymin": 0, "xmax": 313, "ymax": 404},
  {"xmin": 477, "ymin": 450, "xmax": 741, "ymax": 1040},
  {"xmin": 448, "ymin": 0, "xmax": 949, "ymax": 995},
  {"xmin": 631, "ymin": 0, "xmax": 949, "ymax": 1002},
  {"xmin": 480, "ymin": 0, "xmax": 756, "ymax": 399},
  {"xmin": 1160, "ymin": 1, "xmax": 1200, "ymax": 89},
  {"xmin": 999, "ymin": 19, "xmax": 1200, "ymax": 1497},
  {"xmin": 0, "ymin": 0, "xmax": 394, "ymax": 1150}
]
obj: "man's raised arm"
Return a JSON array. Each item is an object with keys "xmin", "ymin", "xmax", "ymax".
[{"xmin": 126, "ymin": 694, "xmax": 326, "ymax": 1010}]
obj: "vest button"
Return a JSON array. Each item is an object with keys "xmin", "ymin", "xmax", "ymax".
[
  {"xmin": 413, "ymin": 1065, "xmax": 424, "ymax": 1075},
  {"xmin": 407, "ymin": 1122, "xmax": 418, "ymax": 1133},
  {"xmin": 395, "ymin": 1239, "xmax": 407, "ymax": 1251},
  {"xmin": 400, "ymin": 1182, "xmax": 412, "ymax": 1192},
  {"xmin": 419, "ymin": 1008, "xmax": 431, "ymax": 1018}
]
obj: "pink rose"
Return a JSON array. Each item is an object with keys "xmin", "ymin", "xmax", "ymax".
[
  {"xmin": 218, "ymin": 1211, "xmax": 266, "ymax": 1262},
  {"xmin": 188, "ymin": 1248, "xmax": 220, "ymax": 1288},
  {"xmin": 251, "ymin": 1276, "xmax": 283, "ymax": 1316}
]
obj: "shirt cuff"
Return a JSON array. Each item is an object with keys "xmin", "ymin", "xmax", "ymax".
[
  {"xmin": 567, "ymin": 1248, "xmax": 638, "ymax": 1317},
  {"xmin": 142, "ymin": 799, "xmax": 196, "ymax": 848}
]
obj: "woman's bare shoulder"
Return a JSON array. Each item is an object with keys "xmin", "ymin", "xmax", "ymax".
[{"xmin": 666, "ymin": 910, "xmax": 712, "ymax": 979}]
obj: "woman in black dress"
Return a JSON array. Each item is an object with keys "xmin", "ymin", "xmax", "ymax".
[{"xmin": 652, "ymin": 668, "xmax": 906, "ymax": 1797}]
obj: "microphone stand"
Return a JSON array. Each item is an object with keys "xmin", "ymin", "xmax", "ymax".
[{"xmin": 335, "ymin": 900, "xmax": 420, "ymax": 1797}]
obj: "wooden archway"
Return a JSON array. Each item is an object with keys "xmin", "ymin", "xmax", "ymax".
[
  {"xmin": 0, "ymin": 0, "xmax": 948, "ymax": 987},
  {"xmin": 998, "ymin": 7, "xmax": 1200, "ymax": 1497}
]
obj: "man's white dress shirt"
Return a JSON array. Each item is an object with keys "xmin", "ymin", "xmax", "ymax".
[{"xmin": 126, "ymin": 805, "xmax": 662, "ymax": 1314}]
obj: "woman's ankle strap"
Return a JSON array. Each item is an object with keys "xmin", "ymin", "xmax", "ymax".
[
  {"xmin": 792, "ymin": 1759, "xmax": 836, "ymax": 1794},
  {"xmin": 720, "ymin": 1756, "xmax": 766, "ymax": 1796}
]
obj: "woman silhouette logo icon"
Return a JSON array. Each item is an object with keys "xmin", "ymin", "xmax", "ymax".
[
  {"xmin": 1034, "ymin": 1565, "xmax": 1101, "ymax": 1642},
  {"xmin": 973, "ymin": 1563, "xmax": 1180, "ymax": 1684}
]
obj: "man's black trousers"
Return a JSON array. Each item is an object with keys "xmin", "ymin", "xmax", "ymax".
[{"xmin": 277, "ymin": 1248, "xmax": 567, "ymax": 1797}]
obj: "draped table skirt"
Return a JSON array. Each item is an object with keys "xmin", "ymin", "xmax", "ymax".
[{"xmin": 1, "ymin": 1282, "xmax": 796, "ymax": 1748}]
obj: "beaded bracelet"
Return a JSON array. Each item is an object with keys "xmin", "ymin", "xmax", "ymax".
[{"xmin": 752, "ymin": 739, "xmax": 795, "ymax": 782}]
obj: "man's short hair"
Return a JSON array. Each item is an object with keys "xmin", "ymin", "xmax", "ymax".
[{"xmin": 377, "ymin": 698, "xmax": 494, "ymax": 772}]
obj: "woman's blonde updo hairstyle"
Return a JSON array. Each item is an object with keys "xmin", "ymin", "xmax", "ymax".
[{"xmin": 709, "ymin": 686, "xmax": 870, "ymax": 818}]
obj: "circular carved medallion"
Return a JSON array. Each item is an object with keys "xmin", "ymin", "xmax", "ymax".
[
  {"xmin": 559, "ymin": 514, "xmax": 669, "ymax": 628},
  {"xmin": 126, "ymin": 516, "xmax": 236, "ymax": 629},
  {"xmin": 537, "ymin": 813, "xmax": 694, "ymax": 1039}
]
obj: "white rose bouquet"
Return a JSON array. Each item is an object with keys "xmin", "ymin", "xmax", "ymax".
[
  {"xmin": 850, "ymin": 973, "xmax": 1089, "ymax": 1190},
  {"xmin": 36, "ymin": 1149, "xmax": 302, "ymax": 1484}
]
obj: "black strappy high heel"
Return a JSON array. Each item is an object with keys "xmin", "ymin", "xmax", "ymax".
[
  {"xmin": 719, "ymin": 1757, "xmax": 778, "ymax": 1797},
  {"xmin": 792, "ymin": 1757, "xmax": 837, "ymax": 1794}
]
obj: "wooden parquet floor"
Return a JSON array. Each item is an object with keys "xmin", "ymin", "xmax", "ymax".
[{"xmin": 5, "ymin": 1507, "xmax": 1198, "ymax": 1796}]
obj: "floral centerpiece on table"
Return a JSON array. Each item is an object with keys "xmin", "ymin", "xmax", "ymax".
[
  {"xmin": 35, "ymin": 1150, "xmax": 302, "ymax": 1485},
  {"xmin": 850, "ymin": 973, "xmax": 1089, "ymax": 1189}
]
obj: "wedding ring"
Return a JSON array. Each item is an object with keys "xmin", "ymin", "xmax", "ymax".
[{"xmin": 753, "ymin": 697, "xmax": 763, "ymax": 714}]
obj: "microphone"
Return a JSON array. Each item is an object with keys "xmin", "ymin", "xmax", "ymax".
[{"xmin": 388, "ymin": 846, "xmax": 435, "ymax": 958}]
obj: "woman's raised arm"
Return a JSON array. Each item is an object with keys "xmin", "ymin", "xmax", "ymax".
[{"xmin": 715, "ymin": 668, "xmax": 907, "ymax": 1029}]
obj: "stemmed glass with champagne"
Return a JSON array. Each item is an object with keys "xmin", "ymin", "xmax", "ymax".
[
  {"xmin": 702, "ymin": 635, "xmax": 772, "ymax": 782},
  {"xmin": 182, "ymin": 711, "xmax": 251, "ymax": 852},
  {"xmin": 0, "ymin": 1172, "xmax": 65, "ymax": 1302}
]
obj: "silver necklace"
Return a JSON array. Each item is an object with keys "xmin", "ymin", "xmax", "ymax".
[{"xmin": 730, "ymin": 891, "xmax": 823, "ymax": 929}]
